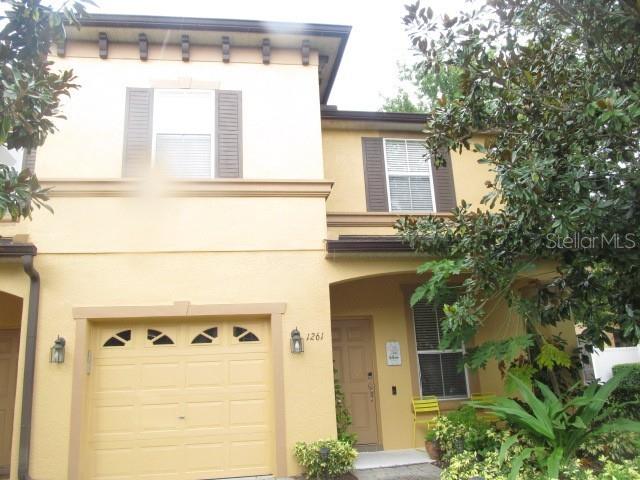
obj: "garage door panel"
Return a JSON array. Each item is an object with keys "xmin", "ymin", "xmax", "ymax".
[
  {"xmin": 228, "ymin": 358, "xmax": 269, "ymax": 386},
  {"xmin": 185, "ymin": 360, "xmax": 225, "ymax": 387},
  {"xmin": 96, "ymin": 364, "xmax": 137, "ymax": 392},
  {"xmin": 92, "ymin": 405, "xmax": 136, "ymax": 435},
  {"xmin": 229, "ymin": 398, "xmax": 268, "ymax": 427},
  {"xmin": 139, "ymin": 403, "xmax": 182, "ymax": 432},
  {"xmin": 229, "ymin": 440, "xmax": 270, "ymax": 468},
  {"xmin": 88, "ymin": 319, "xmax": 273, "ymax": 480},
  {"xmin": 184, "ymin": 401, "xmax": 226, "ymax": 429},
  {"xmin": 184, "ymin": 442, "xmax": 226, "ymax": 474},
  {"xmin": 93, "ymin": 447, "xmax": 134, "ymax": 477},
  {"xmin": 137, "ymin": 445, "xmax": 181, "ymax": 475},
  {"xmin": 140, "ymin": 363, "xmax": 181, "ymax": 389}
]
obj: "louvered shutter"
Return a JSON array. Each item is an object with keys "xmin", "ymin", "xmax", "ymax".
[
  {"xmin": 122, "ymin": 88, "xmax": 154, "ymax": 177},
  {"xmin": 156, "ymin": 134, "xmax": 211, "ymax": 178},
  {"xmin": 362, "ymin": 137, "xmax": 389, "ymax": 212},
  {"xmin": 215, "ymin": 90, "xmax": 242, "ymax": 178},
  {"xmin": 23, "ymin": 149, "xmax": 37, "ymax": 172},
  {"xmin": 413, "ymin": 301, "xmax": 440, "ymax": 350},
  {"xmin": 431, "ymin": 149, "xmax": 457, "ymax": 212}
]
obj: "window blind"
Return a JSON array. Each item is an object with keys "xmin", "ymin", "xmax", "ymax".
[
  {"xmin": 384, "ymin": 139, "xmax": 435, "ymax": 212},
  {"xmin": 413, "ymin": 299, "xmax": 468, "ymax": 398},
  {"xmin": 155, "ymin": 134, "xmax": 211, "ymax": 178}
]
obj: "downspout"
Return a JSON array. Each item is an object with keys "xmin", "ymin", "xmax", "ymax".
[{"xmin": 18, "ymin": 254, "xmax": 39, "ymax": 480}]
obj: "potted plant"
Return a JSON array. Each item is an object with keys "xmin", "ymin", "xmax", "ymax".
[{"xmin": 424, "ymin": 429, "xmax": 441, "ymax": 461}]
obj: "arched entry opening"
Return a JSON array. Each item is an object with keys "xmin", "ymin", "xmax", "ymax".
[{"xmin": 0, "ymin": 290, "xmax": 22, "ymax": 479}]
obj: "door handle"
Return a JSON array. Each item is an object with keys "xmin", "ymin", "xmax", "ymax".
[{"xmin": 367, "ymin": 372, "xmax": 375, "ymax": 401}]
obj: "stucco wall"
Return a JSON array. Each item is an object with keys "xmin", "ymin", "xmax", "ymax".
[
  {"xmin": 0, "ymin": 180, "xmax": 337, "ymax": 479},
  {"xmin": 37, "ymin": 42, "xmax": 323, "ymax": 180},
  {"xmin": 0, "ymin": 249, "xmax": 336, "ymax": 478},
  {"xmin": 322, "ymin": 129, "xmax": 493, "ymax": 213}
]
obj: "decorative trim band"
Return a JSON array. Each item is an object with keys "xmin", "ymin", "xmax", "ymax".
[
  {"xmin": 73, "ymin": 301, "xmax": 287, "ymax": 320},
  {"xmin": 40, "ymin": 179, "xmax": 334, "ymax": 198},
  {"xmin": 327, "ymin": 211, "xmax": 451, "ymax": 227}
]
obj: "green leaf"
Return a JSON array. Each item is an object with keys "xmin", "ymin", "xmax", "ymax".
[
  {"xmin": 592, "ymin": 418, "xmax": 640, "ymax": 435},
  {"xmin": 546, "ymin": 448, "xmax": 563, "ymax": 479},
  {"xmin": 498, "ymin": 434, "xmax": 519, "ymax": 464},
  {"xmin": 508, "ymin": 447, "xmax": 532, "ymax": 480}
]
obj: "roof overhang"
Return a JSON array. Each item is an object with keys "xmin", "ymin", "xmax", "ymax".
[
  {"xmin": 0, "ymin": 237, "xmax": 37, "ymax": 257},
  {"xmin": 326, "ymin": 235, "xmax": 415, "ymax": 254},
  {"xmin": 69, "ymin": 14, "xmax": 351, "ymax": 104},
  {"xmin": 321, "ymin": 109, "xmax": 428, "ymax": 132}
]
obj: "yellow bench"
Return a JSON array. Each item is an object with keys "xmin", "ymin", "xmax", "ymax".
[
  {"xmin": 412, "ymin": 396, "xmax": 441, "ymax": 446},
  {"xmin": 469, "ymin": 393, "xmax": 499, "ymax": 423}
]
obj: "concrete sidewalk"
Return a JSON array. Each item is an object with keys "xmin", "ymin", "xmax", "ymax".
[
  {"xmin": 350, "ymin": 449, "xmax": 440, "ymax": 480},
  {"xmin": 351, "ymin": 463, "xmax": 441, "ymax": 480}
]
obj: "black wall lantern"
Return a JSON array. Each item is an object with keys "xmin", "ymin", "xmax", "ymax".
[
  {"xmin": 290, "ymin": 328, "xmax": 304, "ymax": 354},
  {"xmin": 50, "ymin": 336, "xmax": 66, "ymax": 364}
]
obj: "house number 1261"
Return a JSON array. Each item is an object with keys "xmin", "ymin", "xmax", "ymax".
[{"xmin": 306, "ymin": 332, "xmax": 324, "ymax": 341}]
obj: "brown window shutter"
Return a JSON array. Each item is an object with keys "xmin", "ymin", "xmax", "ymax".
[
  {"xmin": 431, "ymin": 149, "xmax": 457, "ymax": 212},
  {"xmin": 215, "ymin": 90, "xmax": 242, "ymax": 178},
  {"xmin": 122, "ymin": 87, "xmax": 154, "ymax": 177},
  {"xmin": 23, "ymin": 149, "xmax": 37, "ymax": 173},
  {"xmin": 362, "ymin": 137, "xmax": 389, "ymax": 212}
]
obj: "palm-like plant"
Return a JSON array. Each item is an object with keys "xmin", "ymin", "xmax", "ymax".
[{"xmin": 474, "ymin": 371, "xmax": 640, "ymax": 479}]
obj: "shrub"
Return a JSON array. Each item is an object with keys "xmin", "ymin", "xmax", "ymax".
[
  {"xmin": 441, "ymin": 450, "xmax": 509, "ymax": 480},
  {"xmin": 441, "ymin": 448, "xmax": 539, "ymax": 480},
  {"xmin": 599, "ymin": 458, "xmax": 640, "ymax": 479},
  {"xmin": 425, "ymin": 406, "xmax": 500, "ymax": 461},
  {"xmin": 474, "ymin": 371, "xmax": 640, "ymax": 479},
  {"xmin": 579, "ymin": 363, "xmax": 640, "ymax": 464},
  {"xmin": 611, "ymin": 363, "xmax": 640, "ymax": 420},
  {"xmin": 293, "ymin": 439, "xmax": 357, "ymax": 479},
  {"xmin": 443, "ymin": 452, "xmax": 640, "ymax": 479},
  {"xmin": 612, "ymin": 363, "xmax": 640, "ymax": 390},
  {"xmin": 580, "ymin": 431, "xmax": 640, "ymax": 464}
]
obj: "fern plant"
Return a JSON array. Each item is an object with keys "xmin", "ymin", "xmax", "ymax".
[{"xmin": 473, "ymin": 371, "xmax": 640, "ymax": 479}]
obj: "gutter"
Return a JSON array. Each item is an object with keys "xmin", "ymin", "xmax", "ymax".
[
  {"xmin": 0, "ymin": 239, "xmax": 39, "ymax": 480},
  {"xmin": 18, "ymin": 255, "xmax": 39, "ymax": 480}
]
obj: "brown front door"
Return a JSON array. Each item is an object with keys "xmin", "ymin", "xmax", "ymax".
[
  {"xmin": 0, "ymin": 330, "xmax": 19, "ymax": 476},
  {"xmin": 332, "ymin": 318, "xmax": 379, "ymax": 446}
]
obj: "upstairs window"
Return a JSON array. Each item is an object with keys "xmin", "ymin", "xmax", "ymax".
[
  {"xmin": 152, "ymin": 89, "xmax": 215, "ymax": 178},
  {"xmin": 384, "ymin": 139, "xmax": 435, "ymax": 212}
]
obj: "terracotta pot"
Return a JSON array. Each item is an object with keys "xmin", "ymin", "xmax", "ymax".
[{"xmin": 424, "ymin": 440, "xmax": 441, "ymax": 461}]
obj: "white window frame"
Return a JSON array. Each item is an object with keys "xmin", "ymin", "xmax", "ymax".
[
  {"xmin": 412, "ymin": 306, "xmax": 470, "ymax": 400},
  {"xmin": 151, "ymin": 88, "xmax": 216, "ymax": 178},
  {"xmin": 383, "ymin": 138, "xmax": 438, "ymax": 212}
]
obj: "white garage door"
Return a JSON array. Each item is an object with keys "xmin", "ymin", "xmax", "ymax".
[{"xmin": 87, "ymin": 319, "xmax": 272, "ymax": 480}]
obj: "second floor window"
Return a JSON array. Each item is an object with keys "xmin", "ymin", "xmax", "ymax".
[
  {"xmin": 384, "ymin": 139, "xmax": 435, "ymax": 211},
  {"xmin": 152, "ymin": 89, "xmax": 215, "ymax": 178}
]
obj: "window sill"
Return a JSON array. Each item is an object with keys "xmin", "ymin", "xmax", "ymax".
[
  {"xmin": 327, "ymin": 211, "xmax": 452, "ymax": 227},
  {"xmin": 38, "ymin": 178, "xmax": 334, "ymax": 198}
]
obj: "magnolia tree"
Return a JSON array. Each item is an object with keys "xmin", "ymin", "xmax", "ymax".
[
  {"xmin": 398, "ymin": 0, "xmax": 640, "ymax": 392},
  {"xmin": 0, "ymin": 0, "xmax": 91, "ymax": 220}
]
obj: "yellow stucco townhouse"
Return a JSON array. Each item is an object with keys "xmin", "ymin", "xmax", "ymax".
[{"xmin": 0, "ymin": 13, "xmax": 576, "ymax": 480}]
